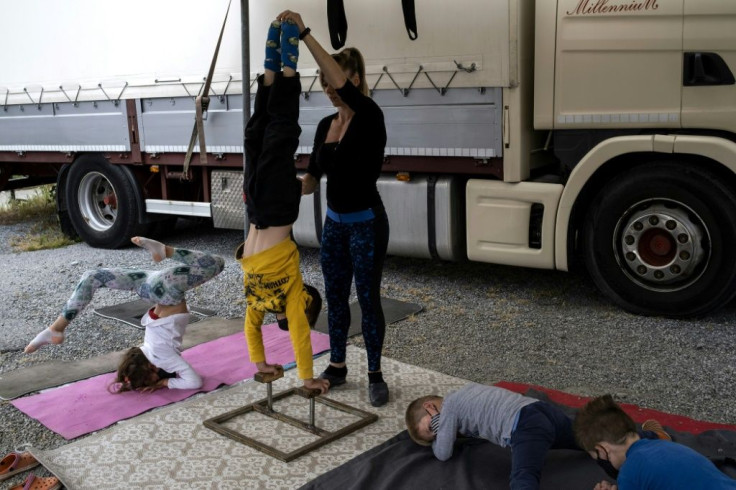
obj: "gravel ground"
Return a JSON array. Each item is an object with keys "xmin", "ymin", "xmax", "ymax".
[{"xmin": 1, "ymin": 217, "xmax": 735, "ymax": 485}]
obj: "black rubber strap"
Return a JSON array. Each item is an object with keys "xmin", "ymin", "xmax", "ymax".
[
  {"xmin": 427, "ymin": 175, "xmax": 439, "ymax": 260},
  {"xmin": 327, "ymin": 0, "xmax": 348, "ymax": 49},
  {"xmin": 402, "ymin": 0, "xmax": 418, "ymax": 40},
  {"xmin": 313, "ymin": 179, "xmax": 323, "ymax": 245},
  {"xmin": 183, "ymin": 0, "xmax": 232, "ymax": 177}
]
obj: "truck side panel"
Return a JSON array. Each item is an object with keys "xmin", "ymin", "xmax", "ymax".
[
  {"xmin": 553, "ymin": 0, "xmax": 683, "ymax": 129},
  {"xmin": 249, "ymin": 0, "xmax": 511, "ymax": 90},
  {"xmin": 682, "ymin": 0, "xmax": 736, "ymax": 133},
  {"xmin": 139, "ymin": 95, "xmax": 244, "ymax": 154},
  {"xmin": 0, "ymin": 101, "xmax": 129, "ymax": 152}
]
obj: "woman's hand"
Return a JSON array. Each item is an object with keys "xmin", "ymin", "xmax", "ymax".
[
  {"xmin": 277, "ymin": 10, "xmax": 307, "ymax": 35},
  {"xmin": 300, "ymin": 173, "xmax": 318, "ymax": 195},
  {"xmin": 277, "ymin": 10, "xmax": 347, "ymax": 90},
  {"xmin": 303, "ymin": 377, "xmax": 330, "ymax": 395}
]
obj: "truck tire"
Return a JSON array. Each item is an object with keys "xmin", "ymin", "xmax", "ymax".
[
  {"xmin": 65, "ymin": 155, "xmax": 142, "ymax": 249},
  {"xmin": 583, "ymin": 161, "xmax": 736, "ymax": 317}
]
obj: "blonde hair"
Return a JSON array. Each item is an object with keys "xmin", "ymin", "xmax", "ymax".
[
  {"xmin": 405, "ymin": 395, "xmax": 442, "ymax": 446},
  {"xmin": 321, "ymin": 46, "xmax": 369, "ymax": 96}
]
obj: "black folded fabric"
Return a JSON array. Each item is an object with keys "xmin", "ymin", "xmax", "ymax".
[
  {"xmin": 402, "ymin": 0, "xmax": 418, "ymax": 40},
  {"xmin": 327, "ymin": 0, "xmax": 348, "ymax": 49}
]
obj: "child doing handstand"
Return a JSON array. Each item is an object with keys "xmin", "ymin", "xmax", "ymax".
[
  {"xmin": 25, "ymin": 237, "xmax": 225, "ymax": 392},
  {"xmin": 237, "ymin": 18, "xmax": 328, "ymax": 394}
]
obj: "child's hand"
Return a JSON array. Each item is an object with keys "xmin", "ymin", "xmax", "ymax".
[
  {"xmin": 141, "ymin": 378, "xmax": 168, "ymax": 393},
  {"xmin": 593, "ymin": 481, "xmax": 618, "ymax": 490},
  {"xmin": 303, "ymin": 377, "xmax": 329, "ymax": 394},
  {"xmin": 256, "ymin": 361, "xmax": 283, "ymax": 375}
]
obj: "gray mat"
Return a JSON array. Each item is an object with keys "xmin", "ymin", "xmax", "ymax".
[
  {"xmin": 93, "ymin": 298, "xmax": 216, "ymax": 330},
  {"xmin": 313, "ymin": 297, "xmax": 422, "ymax": 337},
  {"xmin": 0, "ymin": 317, "xmax": 244, "ymax": 400},
  {"xmin": 301, "ymin": 390, "xmax": 736, "ymax": 490}
]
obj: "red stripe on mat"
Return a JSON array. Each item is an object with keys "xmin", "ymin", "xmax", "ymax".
[{"xmin": 495, "ymin": 381, "xmax": 736, "ymax": 435}]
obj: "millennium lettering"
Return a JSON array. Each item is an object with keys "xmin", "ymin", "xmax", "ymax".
[{"xmin": 566, "ymin": 0, "xmax": 659, "ymax": 15}]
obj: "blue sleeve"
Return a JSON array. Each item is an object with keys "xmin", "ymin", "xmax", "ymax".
[
  {"xmin": 616, "ymin": 456, "xmax": 642, "ymax": 490},
  {"xmin": 432, "ymin": 413, "xmax": 458, "ymax": 461}
]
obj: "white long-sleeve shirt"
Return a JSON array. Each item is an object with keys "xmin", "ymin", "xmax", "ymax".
[{"xmin": 139, "ymin": 310, "xmax": 202, "ymax": 390}]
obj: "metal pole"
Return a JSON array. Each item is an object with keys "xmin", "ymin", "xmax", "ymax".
[
  {"xmin": 267, "ymin": 383, "xmax": 273, "ymax": 412},
  {"xmin": 240, "ymin": 0, "xmax": 251, "ymax": 241}
]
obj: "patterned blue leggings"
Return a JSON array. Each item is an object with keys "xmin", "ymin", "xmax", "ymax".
[
  {"xmin": 61, "ymin": 248, "xmax": 225, "ymax": 322},
  {"xmin": 320, "ymin": 211, "xmax": 389, "ymax": 372}
]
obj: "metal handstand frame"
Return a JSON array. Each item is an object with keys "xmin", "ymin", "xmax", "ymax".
[{"xmin": 203, "ymin": 367, "xmax": 378, "ymax": 462}]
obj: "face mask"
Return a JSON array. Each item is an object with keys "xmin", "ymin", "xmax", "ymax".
[
  {"xmin": 595, "ymin": 448, "xmax": 619, "ymax": 479},
  {"xmin": 430, "ymin": 412, "xmax": 441, "ymax": 435}
]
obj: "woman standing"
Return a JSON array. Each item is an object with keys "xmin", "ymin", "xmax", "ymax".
[{"xmin": 277, "ymin": 10, "xmax": 390, "ymax": 407}]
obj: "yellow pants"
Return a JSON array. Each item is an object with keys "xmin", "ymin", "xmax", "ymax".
[{"xmin": 238, "ymin": 238, "xmax": 314, "ymax": 380}]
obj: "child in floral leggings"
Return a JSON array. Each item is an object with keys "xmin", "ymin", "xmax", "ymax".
[{"xmin": 25, "ymin": 237, "xmax": 225, "ymax": 392}]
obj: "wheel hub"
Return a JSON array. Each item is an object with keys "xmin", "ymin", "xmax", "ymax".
[
  {"xmin": 103, "ymin": 193, "xmax": 117, "ymax": 208},
  {"xmin": 638, "ymin": 229, "xmax": 675, "ymax": 266},
  {"xmin": 77, "ymin": 172, "xmax": 118, "ymax": 232},
  {"xmin": 618, "ymin": 202, "xmax": 706, "ymax": 288}
]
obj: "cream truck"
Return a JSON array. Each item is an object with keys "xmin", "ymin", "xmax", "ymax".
[{"xmin": 1, "ymin": 0, "xmax": 735, "ymax": 317}]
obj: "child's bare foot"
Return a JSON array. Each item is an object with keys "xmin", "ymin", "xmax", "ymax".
[
  {"xmin": 256, "ymin": 361, "xmax": 283, "ymax": 375},
  {"xmin": 132, "ymin": 236, "xmax": 168, "ymax": 263},
  {"xmin": 25, "ymin": 327, "xmax": 65, "ymax": 353},
  {"xmin": 303, "ymin": 377, "xmax": 330, "ymax": 395}
]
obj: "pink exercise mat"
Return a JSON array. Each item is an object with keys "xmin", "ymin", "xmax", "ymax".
[{"xmin": 12, "ymin": 324, "xmax": 331, "ymax": 439}]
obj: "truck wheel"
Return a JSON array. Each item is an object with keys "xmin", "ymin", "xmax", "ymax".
[
  {"xmin": 583, "ymin": 161, "xmax": 736, "ymax": 317},
  {"xmin": 65, "ymin": 156, "xmax": 141, "ymax": 249}
]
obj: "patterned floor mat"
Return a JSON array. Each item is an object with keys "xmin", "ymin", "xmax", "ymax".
[{"xmin": 29, "ymin": 346, "xmax": 466, "ymax": 489}]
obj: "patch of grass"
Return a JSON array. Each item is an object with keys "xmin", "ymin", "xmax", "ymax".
[
  {"xmin": 0, "ymin": 185, "xmax": 55, "ymax": 224},
  {"xmin": 1, "ymin": 185, "xmax": 79, "ymax": 251},
  {"xmin": 9, "ymin": 216, "xmax": 78, "ymax": 251}
]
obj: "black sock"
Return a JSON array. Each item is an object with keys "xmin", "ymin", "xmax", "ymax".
[
  {"xmin": 368, "ymin": 372, "xmax": 384, "ymax": 384},
  {"xmin": 325, "ymin": 365, "xmax": 347, "ymax": 377}
]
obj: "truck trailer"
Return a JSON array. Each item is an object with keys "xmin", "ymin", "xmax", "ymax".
[{"xmin": 2, "ymin": 0, "xmax": 736, "ymax": 317}]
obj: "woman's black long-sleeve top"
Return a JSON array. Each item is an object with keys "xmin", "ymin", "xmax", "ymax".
[{"xmin": 307, "ymin": 82, "xmax": 387, "ymax": 214}]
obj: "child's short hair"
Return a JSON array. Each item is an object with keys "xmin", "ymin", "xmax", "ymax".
[
  {"xmin": 405, "ymin": 395, "xmax": 442, "ymax": 446},
  {"xmin": 109, "ymin": 347, "xmax": 155, "ymax": 393},
  {"xmin": 573, "ymin": 394, "xmax": 637, "ymax": 451}
]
